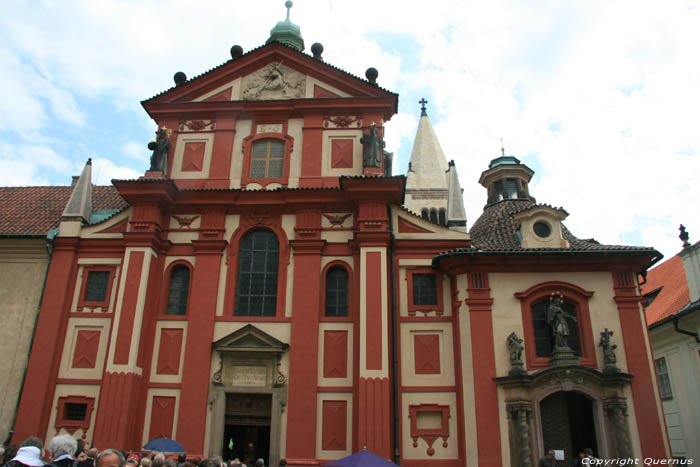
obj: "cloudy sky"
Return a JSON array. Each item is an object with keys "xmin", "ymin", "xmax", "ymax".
[{"xmin": 2, "ymin": 0, "xmax": 698, "ymax": 261}]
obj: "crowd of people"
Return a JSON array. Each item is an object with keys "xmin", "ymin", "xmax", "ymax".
[{"xmin": 1, "ymin": 435, "xmax": 284, "ymax": 467}]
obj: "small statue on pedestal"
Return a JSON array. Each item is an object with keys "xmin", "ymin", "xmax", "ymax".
[
  {"xmin": 361, "ymin": 123, "xmax": 385, "ymax": 168},
  {"xmin": 599, "ymin": 328, "xmax": 620, "ymax": 373},
  {"xmin": 507, "ymin": 331, "xmax": 526, "ymax": 375},
  {"xmin": 148, "ymin": 127, "xmax": 171, "ymax": 173}
]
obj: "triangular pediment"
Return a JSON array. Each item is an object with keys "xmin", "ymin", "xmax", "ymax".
[
  {"xmin": 213, "ymin": 324, "xmax": 288, "ymax": 353},
  {"xmin": 143, "ymin": 42, "xmax": 397, "ymax": 106}
]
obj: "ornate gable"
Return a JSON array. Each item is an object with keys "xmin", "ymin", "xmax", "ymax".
[{"xmin": 212, "ymin": 324, "xmax": 288, "ymax": 354}]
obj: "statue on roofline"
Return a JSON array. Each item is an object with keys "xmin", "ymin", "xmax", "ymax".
[
  {"xmin": 361, "ymin": 123, "xmax": 385, "ymax": 168},
  {"xmin": 148, "ymin": 127, "xmax": 172, "ymax": 173}
]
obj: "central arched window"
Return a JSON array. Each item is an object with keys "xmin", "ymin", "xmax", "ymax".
[
  {"xmin": 250, "ymin": 139, "xmax": 284, "ymax": 179},
  {"xmin": 235, "ymin": 229, "xmax": 279, "ymax": 316},
  {"xmin": 166, "ymin": 265, "xmax": 190, "ymax": 315},
  {"xmin": 531, "ymin": 298, "xmax": 581, "ymax": 357},
  {"xmin": 325, "ymin": 266, "xmax": 349, "ymax": 317}
]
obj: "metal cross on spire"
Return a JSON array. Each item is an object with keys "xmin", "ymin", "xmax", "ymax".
[
  {"xmin": 285, "ymin": 0, "xmax": 293, "ymax": 21},
  {"xmin": 419, "ymin": 98, "xmax": 428, "ymax": 116}
]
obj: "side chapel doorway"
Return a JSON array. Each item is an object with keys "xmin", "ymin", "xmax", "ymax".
[{"xmin": 540, "ymin": 391, "xmax": 598, "ymax": 462}]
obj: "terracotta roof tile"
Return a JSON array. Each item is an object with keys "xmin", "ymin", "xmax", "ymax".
[
  {"xmin": 0, "ymin": 186, "xmax": 128, "ymax": 236},
  {"xmin": 641, "ymin": 255, "xmax": 690, "ymax": 326}
]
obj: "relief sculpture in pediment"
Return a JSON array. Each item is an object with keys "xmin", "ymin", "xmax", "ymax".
[{"xmin": 241, "ymin": 61, "xmax": 305, "ymax": 100}]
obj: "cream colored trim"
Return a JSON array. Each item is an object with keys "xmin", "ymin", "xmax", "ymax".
[
  {"xmin": 359, "ymin": 247, "xmax": 388, "ymax": 377},
  {"xmin": 393, "ymin": 208, "xmax": 469, "ymax": 241},
  {"xmin": 164, "ymin": 256, "xmax": 195, "ymax": 269},
  {"xmin": 80, "ymin": 210, "xmax": 131, "ymax": 239},
  {"xmin": 216, "ymin": 215, "xmax": 239, "ymax": 316},
  {"xmin": 321, "ymin": 231, "xmax": 353, "ymax": 243},
  {"xmin": 304, "ymin": 77, "xmax": 350, "ymax": 98},
  {"xmin": 315, "ymin": 392, "xmax": 353, "ymax": 459},
  {"xmin": 45, "ymin": 384, "xmax": 101, "ymax": 443},
  {"xmin": 400, "ymin": 323, "xmax": 455, "ymax": 386},
  {"xmin": 398, "ymin": 258, "xmax": 432, "ymax": 267},
  {"xmin": 149, "ymin": 321, "xmax": 188, "ymax": 384},
  {"xmin": 106, "ymin": 248, "xmax": 155, "ymax": 374},
  {"xmin": 167, "ymin": 232, "xmax": 199, "ymax": 244},
  {"xmin": 320, "ymin": 256, "xmax": 354, "ymax": 269},
  {"xmin": 77, "ymin": 258, "xmax": 122, "ymax": 265},
  {"xmin": 58, "ymin": 317, "xmax": 112, "ymax": 380},
  {"xmin": 321, "ymin": 130, "xmax": 363, "ymax": 177},
  {"xmin": 286, "ymin": 118, "xmax": 303, "ymax": 188},
  {"xmin": 317, "ymin": 323, "xmax": 353, "ymax": 387},
  {"xmin": 400, "ymin": 392, "xmax": 459, "ymax": 460},
  {"xmin": 141, "ymin": 388, "xmax": 181, "ymax": 447},
  {"xmin": 229, "ymin": 120, "xmax": 251, "ymax": 189},
  {"xmin": 455, "ymin": 273, "xmax": 479, "ymax": 464},
  {"xmin": 193, "ymin": 78, "xmax": 240, "ymax": 102},
  {"xmin": 171, "ymin": 133, "xmax": 215, "ymax": 179}
]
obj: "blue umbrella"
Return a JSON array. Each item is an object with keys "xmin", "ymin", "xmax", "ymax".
[
  {"xmin": 326, "ymin": 447, "xmax": 397, "ymax": 467},
  {"xmin": 143, "ymin": 438, "xmax": 186, "ymax": 453}
]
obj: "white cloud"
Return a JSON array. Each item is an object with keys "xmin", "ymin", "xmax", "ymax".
[
  {"xmin": 91, "ymin": 157, "xmax": 141, "ymax": 185},
  {"xmin": 122, "ymin": 141, "xmax": 148, "ymax": 161}
]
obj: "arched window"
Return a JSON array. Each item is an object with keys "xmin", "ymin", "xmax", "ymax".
[
  {"xmin": 429, "ymin": 208, "xmax": 438, "ymax": 224},
  {"xmin": 235, "ymin": 230, "xmax": 279, "ymax": 316},
  {"xmin": 167, "ymin": 265, "xmax": 190, "ymax": 315},
  {"xmin": 250, "ymin": 139, "xmax": 284, "ymax": 179},
  {"xmin": 421, "ymin": 208, "xmax": 429, "ymax": 221},
  {"xmin": 325, "ymin": 266, "xmax": 349, "ymax": 317},
  {"xmin": 438, "ymin": 208, "xmax": 446, "ymax": 226}
]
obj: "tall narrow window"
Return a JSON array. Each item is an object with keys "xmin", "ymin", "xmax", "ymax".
[
  {"xmin": 655, "ymin": 357, "xmax": 673, "ymax": 399},
  {"xmin": 84, "ymin": 271, "xmax": 110, "ymax": 302},
  {"xmin": 325, "ymin": 266, "xmax": 349, "ymax": 317},
  {"xmin": 167, "ymin": 265, "xmax": 190, "ymax": 315},
  {"xmin": 235, "ymin": 230, "xmax": 279, "ymax": 316},
  {"xmin": 250, "ymin": 139, "xmax": 284, "ymax": 179}
]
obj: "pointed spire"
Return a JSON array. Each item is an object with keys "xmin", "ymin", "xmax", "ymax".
[
  {"xmin": 446, "ymin": 160, "xmax": 468, "ymax": 232},
  {"xmin": 62, "ymin": 158, "xmax": 93, "ymax": 224},
  {"xmin": 405, "ymin": 106, "xmax": 449, "ymax": 191}
]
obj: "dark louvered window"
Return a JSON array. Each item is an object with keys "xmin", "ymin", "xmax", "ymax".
[
  {"xmin": 84, "ymin": 271, "xmax": 110, "ymax": 302},
  {"xmin": 325, "ymin": 267, "xmax": 349, "ymax": 317},
  {"xmin": 251, "ymin": 139, "xmax": 284, "ymax": 178},
  {"xmin": 413, "ymin": 274, "xmax": 437, "ymax": 306},
  {"xmin": 532, "ymin": 299, "xmax": 581, "ymax": 357},
  {"xmin": 235, "ymin": 230, "xmax": 279, "ymax": 316},
  {"xmin": 167, "ymin": 265, "xmax": 190, "ymax": 315},
  {"xmin": 655, "ymin": 357, "xmax": 673, "ymax": 399}
]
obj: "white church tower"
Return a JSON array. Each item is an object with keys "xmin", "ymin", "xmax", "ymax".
[{"xmin": 404, "ymin": 99, "xmax": 467, "ymax": 232}]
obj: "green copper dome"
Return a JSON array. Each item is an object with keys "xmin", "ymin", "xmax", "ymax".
[{"xmin": 266, "ymin": 1, "xmax": 305, "ymax": 52}]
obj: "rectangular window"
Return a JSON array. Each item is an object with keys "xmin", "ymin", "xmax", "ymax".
[
  {"xmin": 655, "ymin": 357, "xmax": 673, "ymax": 399},
  {"xmin": 84, "ymin": 271, "xmax": 110, "ymax": 302},
  {"xmin": 251, "ymin": 140, "xmax": 284, "ymax": 178},
  {"xmin": 63, "ymin": 403, "xmax": 87, "ymax": 421},
  {"xmin": 413, "ymin": 274, "xmax": 437, "ymax": 306}
]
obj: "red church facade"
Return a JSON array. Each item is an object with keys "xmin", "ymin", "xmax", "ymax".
[{"xmin": 9, "ymin": 23, "xmax": 671, "ymax": 467}]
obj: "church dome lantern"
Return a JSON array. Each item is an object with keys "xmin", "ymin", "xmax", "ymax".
[
  {"xmin": 478, "ymin": 151, "xmax": 535, "ymax": 207},
  {"xmin": 266, "ymin": 1, "xmax": 305, "ymax": 52}
]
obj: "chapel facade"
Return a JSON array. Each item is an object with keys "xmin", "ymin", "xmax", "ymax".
[{"xmin": 8, "ymin": 7, "xmax": 671, "ymax": 466}]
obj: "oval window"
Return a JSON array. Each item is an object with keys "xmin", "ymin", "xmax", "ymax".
[{"xmin": 533, "ymin": 221, "xmax": 551, "ymax": 238}]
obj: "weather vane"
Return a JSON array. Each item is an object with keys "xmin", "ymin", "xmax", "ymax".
[{"xmin": 500, "ymin": 138, "xmax": 505, "ymax": 156}]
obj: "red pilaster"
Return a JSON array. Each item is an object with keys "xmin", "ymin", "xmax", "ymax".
[
  {"xmin": 299, "ymin": 114, "xmax": 323, "ymax": 187},
  {"xmin": 286, "ymin": 239, "xmax": 324, "ymax": 464},
  {"xmin": 465, "ymin": 272, "xmax": 502, "ymax": 466},
  {"xmin": 12, "ymin": 238, "xmax": 78, "ymax": 443},
  {"xmin": 208, "ymin": 117, "xmax": 236, "ymax": 188},
  {"xmin": 176, "ymin": 239, "xmax": 227, "ymax": 455},
  {"xmin": 613, "ymin": 271, "xmax": 668, "ymax": 458}
]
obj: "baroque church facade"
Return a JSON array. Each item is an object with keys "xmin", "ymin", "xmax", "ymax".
[{"xmin": 7, "ymin": 7, "xmax": 671, "ymax": 466}]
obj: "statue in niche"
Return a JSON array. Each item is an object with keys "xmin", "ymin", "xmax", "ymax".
[
  {"xmin": 547, "ymin": 292, "xmax": 576, "ymax": 349},
  {"xmin": 599, "ymin": 328, "xmax": 619, "ymax": 371},
  {"xmin": 361, "ymin": 123, "xmax": 384, "ymax": 168},
  {"xmin": 507, "ymin": 331, "xmax": 526, "ymax": 375},
  {"xmin": 148, "ymin": 127, "xmax": 171, "ymax": 173}
]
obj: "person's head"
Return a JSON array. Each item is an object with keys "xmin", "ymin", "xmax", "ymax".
[
  {"xmin": 177, "ymin": 454, "xmax": 187, "ymax": 464},
  {"xmin": 152, "ymin": 454, "xmax": 166, "ymax": 467},
  {"xmin": 584, "ymin": 448, "xmax": 594, "ymax": 457},
  {"xmin": 48, "ymin": 434, "xmax": 78, "ymax": 460},
  {"xmin": 278, "ymin": 460, "xmax": 286, "ymax": 467},
  {"xmin": 255, "ymin": 459, "xmax": 264, "ymax": 467},
  {"xmin": 165, "ymin": 458, "xmax": 178, "ymax": 467},
  {"xmin": 21, "ymin": 437, "xmax": 43, "ymax": 449},
  {"xmin": 88, "ymin": 448, "xmax": 99, "ymax": 460},
  {"xmin": 126, "ymin": 454, "xmax": 140, "ymax": 466},
  {"xmin": 140, "ymin": 458, "xmax": 152, "ymax": 467},
  {"xmin": 2, "ymin": 445, "xmax": 19, "ymax": 464},
  {"xmin": 97, "ymin": 450, "xmax": 125, "ymax": 467},
  {"xmin": 546, "ymin": 450, "xmax": 555, "ymax": 460}
]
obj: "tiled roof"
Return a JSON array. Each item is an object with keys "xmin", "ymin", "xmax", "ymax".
[
  {"xmin": 0, "ymin": 186, "xmax": 128, "ymax": 236},
  {"xmin": 469, "ymin": 199, "xmax": 613, "ymax": 251},
  {"xmin": 641, "ymin": 254, "xmax": 690, "ymax": 326}
]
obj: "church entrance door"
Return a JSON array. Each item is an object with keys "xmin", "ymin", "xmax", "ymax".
[
  {"xmin": 223, "ymin": 393, "xmax": 272, "ymax": 464},
  {"xmin": 540, "ymin": 391, "xmax": 597, "ymax": 463}
]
